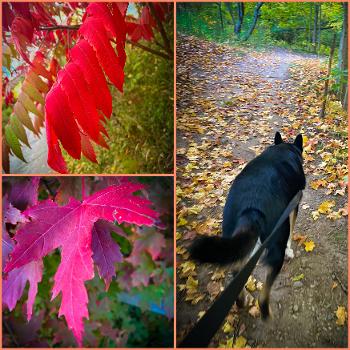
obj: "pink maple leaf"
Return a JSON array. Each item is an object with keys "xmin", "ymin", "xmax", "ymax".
[{"xmin": 4, "ymin": 181, "xmax": 159, "ymax": 346}]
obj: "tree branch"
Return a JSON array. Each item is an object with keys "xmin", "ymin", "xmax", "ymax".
[
  {"xmin": 148, "ymin": 3, "xmax": 173, "ymax": 57},
  {"xmin": 38, "ymin": 24, "xmax": 172, "ymax": 60},
  {"xmin": 126, "ymin": 39, "xmax": 172, "ymax": 60},
  {"xmin": 38, "ymin": 24, "xmax": 80, "ymax": 31}
]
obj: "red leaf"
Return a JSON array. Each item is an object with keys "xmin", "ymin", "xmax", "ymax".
[
  {"xmin": 56, "ymin": 63, "xmax": 103, "ymax": 143},
  {"xmin": 11, "ymin": 17, "xmax": 34, "ymax": 64},
  {"xmin": 4, "ymin": 182, "xmax": 159, "ymax": 345},
  {"xmin": 79, "ymin": 18, "xmax": 124, "ymax": 91},
  {"xmin": 46, "ymin": 122, "xmax": 68, "ymax": 174},
  {"xmin": 45, "ymin": 83, "xmax": 81, "ymax": 159},
  {"xmin": 69, "ymin": 40, "xmax": 112, "ymax": 118}
]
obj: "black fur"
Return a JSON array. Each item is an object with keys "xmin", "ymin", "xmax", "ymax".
[{"xmin": 189, "ymin": 132, "xmax": 306, "ymax": 318}]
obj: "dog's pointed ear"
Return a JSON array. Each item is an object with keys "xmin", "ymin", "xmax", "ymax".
[
  {"xmin": 274, "ymin": 132, "xmax": 283, "ymax": 145},
  {"xmin": 294, "ymin": 134, "xmax": 303, "ymax": 151}
]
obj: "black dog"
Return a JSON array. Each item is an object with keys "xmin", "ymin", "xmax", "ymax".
[{"xmin": 190, "ymin": 132, "xmax": 305, "ymax": 318}]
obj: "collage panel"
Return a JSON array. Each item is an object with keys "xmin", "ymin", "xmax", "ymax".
[
  {"xmin": 2, "ymin": 176, "xmax": 174, "ymax": 347},
  {"xmin": 176, "ymin": 2, "xmax": 348, "ymax": 348},
  {"xmin": 2, "ymin": 2, "xmax": 174, "ymax": 175}
]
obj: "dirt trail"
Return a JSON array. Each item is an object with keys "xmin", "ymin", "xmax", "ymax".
[{"xmin": 176, "ymin": 36, "xmax": 347, "ymax": 348}]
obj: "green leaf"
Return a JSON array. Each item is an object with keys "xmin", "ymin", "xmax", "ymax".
[
  {"xmin": 22, "ymin": 80, "xmax": 45, "ymax": 105},
  {"xmin": 14, "ymin": 100, "xmax": 37, "ymax": 133},
  {"xmin": 5, "ymin": 124, "xmax": 26, "ymax": 162},
  {"xmin": 9, "ymin": 114, "xmax": 30, "ymax": 147}
]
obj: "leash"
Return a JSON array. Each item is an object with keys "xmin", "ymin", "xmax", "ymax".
[{"xmin": 179, "ymin": 190, "xmax": 303, "ymax": 348}]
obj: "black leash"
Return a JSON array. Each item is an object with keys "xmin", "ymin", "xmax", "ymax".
[{"xmin": 179, "ymin": 191, "xmax": 303, "ymax": 348}]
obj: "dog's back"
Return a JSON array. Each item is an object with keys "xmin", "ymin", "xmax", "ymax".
[{"xmin": 223, "ymin": 141, "xmax": 305, "ymax": 242}]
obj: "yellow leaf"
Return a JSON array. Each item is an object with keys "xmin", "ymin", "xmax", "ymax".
[
  {"xmin": 219, "ymin": 337, "xmax": 234, "ymax": 348},
  {"xmin": 335, "ymin": 306, "xmax": 347, "ymax": 326},
  {"xmin": 332, "ymin": 282, "xmax": 338, "ymax": 290},
  {"xmin": 234, "ymin": 336, "xmax": 247, "ymax": 348},
  {"xmin": 303, "ymin": 240, "xmax": 315, "ymax": 252},
  {"xmin": 311, "ymin": 210, "xmax": 320, "ymax": 220},
  {"xmin": 318, "ymin": 200, "xmax": 335, "ymax": 214},
  {"xmin": 197, "ymin": 311, "xmax": 205, "ymax": 320},
  {"xmin": 222, "ymin": 321, "xmax": 234, "ymax": 334},
  {"xmin": 177, "ymin": 217, "xmax": 188, "ymax": 227},
  {"xmin": 245, "ymin": 275, "xmax": 256, "ymax": 292},
  {"xmin": 179, "ymin": 261, "xmax": 196, "ymax": 277},
  {"xmin": 292, "ymin": 273, "xmax": 304, "ymax": 282}
]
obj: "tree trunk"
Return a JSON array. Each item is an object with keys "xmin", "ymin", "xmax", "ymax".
[
  {"xmin": 235, "ymin": 3, "xmax": 244, "ymax": 35},
  {"xmin": 312, "ymin": 4, "xmax": 319, "ymax": 53},
  {"xmin": 338, "ymin": 3, "xmax": 348, "ymax": 110},
  {"xmin": 320, "ymin": 34, "xmax": 337, "ymax": 118},
  {"xmin": 317, "ymin": 4, "xmax": 322, "ymax": 54},
  {"xmin": 225, "ymin": 3, "xmax": 235, "ymax": 27},
  {"xmin": 217, "ymin": 3, "xmax": 224, "ymax": 31},
  {"xmin": 308, "ymin": 3, "xmax": 312, "ymax": 48},
  {"xmin": 243, "ymin": 2, "xmax": 263, "ymax": 41}
]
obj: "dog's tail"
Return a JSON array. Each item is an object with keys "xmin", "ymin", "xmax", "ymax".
[{"xmin": 189, "ymin": 225, "xmax": 259, "ymax": 265}]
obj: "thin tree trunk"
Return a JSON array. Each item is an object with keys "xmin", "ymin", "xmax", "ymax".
[
  {"xmin": 312, "ymin": 4, "xmax": 319, "ymax": 53},
  {"xmin": 317, "ymin": 4, "xmax": 322, "ymax": 54},
  {"xmin": 235, "ymin": 3, "xmax": 244, "ymax": 35},
  {"xmin": 225, "ymin": 3, "xmax": 235, "ymax": 27},
  {"xmin": 320, "ymin": 34, "xmax": 337, "ymax": 118},
  {"xmin": 217, "ymin": 3, "xmax": 224, "ymax": 31},
  {"xmin": 243, "ymin": 2, "xmax": 263, "ymax": 41},
  {"xmin": 338, "ymin": 3, "xmax": 348, "ymax": 110},
  {"xmin": 308, "ymin": 3, "xmax": 313, "ymax": 50}
]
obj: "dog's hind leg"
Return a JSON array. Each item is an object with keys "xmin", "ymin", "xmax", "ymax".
[
  {"xmin": 285, "ymin": 205, "xmax": 299, "ymax": 260},
  {"xmin": 259, "ymin": 253, "xmax": 284, "ymax": 319},
  {"xmin": 259, "ymin": 223, "xmax": 289, "ymax": 319}
]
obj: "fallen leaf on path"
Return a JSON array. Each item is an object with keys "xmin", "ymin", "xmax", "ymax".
[
  {"xmin": 303, "ymin": 240, "xmax": 315, "ymax": 252},
  {"xmin": 245, "ymin": 275, "xmax": 256, "ymax": 292},
  {"xmin": 292, "ymin": 273, "xmax": 304, "ymax": 281},
  {"xmin": 318, "ymin": 200, "xmax": 335, "ymax": 214},
  {"xmin": 335, "ymin": 306, "xmax": 347, "ymax": 326},
  {"xmin": 293, "ymin": 233, "xmax": 307, "ymax": 246}
]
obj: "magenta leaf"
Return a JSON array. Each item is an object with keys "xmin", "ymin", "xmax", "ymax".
[
  {"xmin": 8, "ymin": 177, "xmax": 40, "ymax": 210},
  {"xmin": 3, "ymin": 260, "xmax": 43, "ymax": 321},
  {"xmin": 92, "ymin": 220, "xmax": 123, "ymax": 290},
  {"xmin": 4, "ymin": 181, "xmax": 159, "ymax": 346},
  {"xmin": 3, "ymin": 196, "xmax": 26, "ymax": 225},
  {"xmin": 2, "ymin": 231, "xmax": 43, "ymax": 321}
]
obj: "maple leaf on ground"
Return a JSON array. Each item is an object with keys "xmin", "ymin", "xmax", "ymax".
[{"xmin": 4, "ymin": 182, "xmax": 159, "ymax": 346}]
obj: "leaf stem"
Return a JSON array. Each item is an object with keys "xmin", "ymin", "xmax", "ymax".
[
  {"xmin": 82, "ymin": 177, "xmax": 86, "ymax": 201},
  {"xmin": 38, "ymin": 25, "xmax": 80, "ymax": 31}
]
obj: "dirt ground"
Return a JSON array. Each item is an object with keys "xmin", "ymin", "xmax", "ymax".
[{"xmin": 176, "ymin": 35, "xmax": 348, "ymax": 348}]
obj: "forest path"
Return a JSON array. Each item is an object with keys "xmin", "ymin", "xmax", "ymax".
[{"xmin": 176, "ymin": 35, "xmax": 347, "ymax": 348}]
